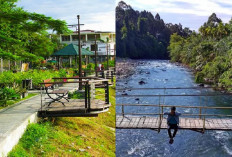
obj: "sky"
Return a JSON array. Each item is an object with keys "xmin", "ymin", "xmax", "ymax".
[
  {"xmin": 16, "ymin": 0, "xmax": 116, "ymax": 32},
  {"xmin": 116, "ymin": 0, "xmax": 232, "ymax": 31}
]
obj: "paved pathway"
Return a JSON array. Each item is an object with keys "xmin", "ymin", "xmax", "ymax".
[{"xmin": 0, "ymin": 83, "xmax": 78, "ymax": 157}]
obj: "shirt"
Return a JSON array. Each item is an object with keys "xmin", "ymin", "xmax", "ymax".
[{"xmin": 164, "ymin": 112, "xmax": 181, "ymax": 125}]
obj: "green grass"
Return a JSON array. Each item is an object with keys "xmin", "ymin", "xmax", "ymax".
[
  {"xmin": 0, "ymin": 93, "xmax": 38, "ymax": 110},
  {"xmin": 8, "ymin": 82, "xmax": 115, "ymax": 157}
]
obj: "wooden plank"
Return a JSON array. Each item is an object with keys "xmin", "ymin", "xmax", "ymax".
[
  {"xmin": 127, "ymin": 117, "xmax": 137, "ymax": 127},
  {"xmin": 143, "ymin": 117, "xmax": 150, "ymax": 128},
  {"xmin": 147, "ymin": 117, "xmax": 154, "ymax": 128},
  {"xmin": 150, "ymin": 117, "xmax": 158, "ymax": 128},
  {"xmin": 116, "ymin": 116, "xmax": 123, "ymax": 126},
  {"xmin": 119, "ymin": 117, "xmax": 130, "ymax": 128},
  {"xmin": 137, "ymin": 117, "xmax": 146, "ymax": 128},
  {"xmin": 132, "ymin": 117, "xmax": 140, "ymax": 128}
]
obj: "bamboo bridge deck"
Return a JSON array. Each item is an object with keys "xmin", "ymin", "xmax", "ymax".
[
  {"xmin": 116, "ymin": 87, "xmax": 232, "ymax": 133},
  {"xmin": 116, "ymin": 116, "xmax": 232, "ymax": 132}
]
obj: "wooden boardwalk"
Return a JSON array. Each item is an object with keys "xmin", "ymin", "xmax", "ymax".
[
  {"xmin": 38, "ymin": 99, "xmax": 110, "ymax": 117},
  {"xmin": 116, "ymin": 116, "xmax": 232, "ymax": 131}
]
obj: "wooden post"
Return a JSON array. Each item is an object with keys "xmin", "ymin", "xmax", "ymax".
[
  {"xmin": 114, "ymin": 44, "xmax": 116, "ymax": 73},
  {"xmin": 88, "ymin": 82, "xmax": 91, "ymax": 111},
  {"xmin": 111, "ymin": 71, "xmax": 113, "ymax": 83},
  {"xmin": 158, "ymin": 113, "xmax": 161, "ymax": 133},
  {"xmin": 122, "ymin": 105, "xmax": 124, "ymax": 117},
  {"xmin": 85, "ymin": 82, "xmax": 88, "ymax": 109},
  {"xmin": 199, "ymin": 108, "xmax": 202, "ymax": 119},
  {"xmin": 104, "ymin": 81, "xmax": 109, "ymax": 104},
  {"xmin": 161, "ymin": 106, "xmax": 163, "ymax": 119},
  {"xmin": 40, "ymin": 86, "xmax": 43, "ymax": 112},
  {"xmin": 203, "ymin": 116, "xmax": 205, "ymax": 134},
  {"xmin": 95, "ymin": 35, "xmax": 97, "ymax": 77}
]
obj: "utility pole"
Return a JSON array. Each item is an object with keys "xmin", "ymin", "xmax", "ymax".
[
  {"xmin": 77, "ymin": 15, "xmax": 82, "ymax": 90},
  {"xmin": 114, "ymin": 44, "xmax": 116, "ymax": 73},
  {"xmin": 95, "ymin": 35, "xmax": 97, "ymax": 77}
]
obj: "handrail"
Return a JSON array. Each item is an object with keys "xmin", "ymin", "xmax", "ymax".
[
  {"xmin": 52, "ymin": 77, "xmax": 99, "ymax": 79},
  {"xmin": 117, "ymin": 104, "xmax": 232, "ymax": 119},
  {"xmin": 116, "ymin": 104, "xmax": 232, "ymax": 109},
  {"xmin": 117, "ymin": 87, "xmax": 214, "ymax": 90},
  {"xmin": 117, "ymin": 94, "xmax": 232, "ymax": 97},
  {"xmin": 89, "ymin": 79, "xmax": 110, "ymax": 83},
  {"xmin": 39, "ymin": 81, "xmax": 88, "ymax": 84},
  {"xmin": 116, "ymin": 113, "xmax": 232, "ymax": 117}
]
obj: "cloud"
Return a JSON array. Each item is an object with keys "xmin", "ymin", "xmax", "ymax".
[
  {"xmin": 116, "ymin": 0, "xmax": 232, "ymax": 30},
  {"xmin": 17, "ymin": 0, "xmax": 116, "ymax": 31}
]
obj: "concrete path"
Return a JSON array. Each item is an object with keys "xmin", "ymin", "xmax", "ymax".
[{"xmin": 0, "ymin": 83, "xmax": 79, "ymax": 157}]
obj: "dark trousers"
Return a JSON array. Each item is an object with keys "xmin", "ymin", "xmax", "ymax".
[{"xmin": 168, "ymin": 124, "xmax": 178, "ymax": 138}]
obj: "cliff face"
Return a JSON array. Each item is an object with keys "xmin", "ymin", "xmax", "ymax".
[{"xmin": 116, "ymin": 1, "xmax": 192, "ymax": 59}]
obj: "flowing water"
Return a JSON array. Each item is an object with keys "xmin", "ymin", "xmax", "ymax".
[{"xmin": 116, "ymin": 60, "xmax": 232, "ymax": 157}]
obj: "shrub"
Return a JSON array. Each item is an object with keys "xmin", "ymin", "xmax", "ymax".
[{"xmin": 0, "ymin": 87, "xmax": 19, "ymax": 106}]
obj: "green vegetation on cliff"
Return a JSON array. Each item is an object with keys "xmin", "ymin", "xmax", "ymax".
[
  {"xmin": 168, "ymin": 13, "xmax": 232, "ymax": 90},
  {"xmin": 116, "ymin": 1, "xmax": 192, "ymax": 59}
]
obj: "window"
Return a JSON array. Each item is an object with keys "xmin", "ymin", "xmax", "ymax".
[
  {"xmin": 62, "ymin": 35, "xmax": 70, "ymax": 41},
  {"xmin": 72, "ymin": 35, "xmax": 86, "ymax": 41},
  {"xmin": 72, "ymin": 35, "xmax": 78, "ymax": 41},
  {"xmin": 91, "ymin": 44, "xmax": 98, "ymax": 51},
  {"xmin": 87, "ymin": 34, "xmax": 100, "ymax": 41}
]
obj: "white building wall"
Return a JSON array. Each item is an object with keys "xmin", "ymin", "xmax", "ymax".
[{"xmin": 60, "ymin": 31, "xmax": 115, "ymax": 56}]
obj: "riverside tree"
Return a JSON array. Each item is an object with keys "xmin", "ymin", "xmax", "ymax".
[{"xmin": 168, "ymin": 13, "xmax": 232, "ymax": 90}]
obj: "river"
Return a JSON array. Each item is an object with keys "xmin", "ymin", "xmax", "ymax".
[{"xmin": 116, "ymin": 60, "xmax": 232, "ymax": 157}]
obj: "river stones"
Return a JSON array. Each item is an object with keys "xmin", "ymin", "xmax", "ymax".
[{"xmin": 138, "ymin": 80, "xmax": 146, "ymax": 85}]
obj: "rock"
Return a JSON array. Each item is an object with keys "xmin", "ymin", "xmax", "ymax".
[
  {"xmin": 146, "ymin": 72, "xmax": 150, "ymax": 74},
  {"xmin": 79, "ymin": 148, "xmax": 86, "ymax": 152},
  {"xmin": 135, "ymin": 98, "xmax": 140, "ymax": 101},
  {"xmin": 138, "ymin": 81, "xmax": 146, "ymax": 85},
  {"xmin": 81, "ymin": 134, "xmax": 87, "ymax": 138},
  {"xmin": 198, "ymin": 83, "xmax": 204, "ymax": 87},
  {"xmin": 204, "ymin": 84, "xmax": 211, "ymax": 88},
  {"xmin": 161, "ymin": 69, "xmax": 166, "ymax": 71},
  {"xmin": 122, "ymin": 93, "xmax": 128, "ymax": 96}
]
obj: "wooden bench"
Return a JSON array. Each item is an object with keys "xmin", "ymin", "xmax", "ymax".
[{"xmin": 43, "ymin": 79, "xmax": 69, "ymax": 106}]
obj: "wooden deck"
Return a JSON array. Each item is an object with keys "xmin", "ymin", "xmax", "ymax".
[
  {"xmin": 116, "ymin": 116, "xmax": 232, "ymax": 131},
  {"xmin": 38, "ymin": 99, "xmax": 110, "ymax": 117}
]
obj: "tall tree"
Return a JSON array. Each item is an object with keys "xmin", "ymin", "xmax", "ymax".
[{"xmin": 0, "ymin": 0, "xmax": 70, "ymax": 66}]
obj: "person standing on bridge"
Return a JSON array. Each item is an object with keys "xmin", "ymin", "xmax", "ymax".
[{"xmin": 164, "ymin": 106, "xmax": 181, "ymax": 144}]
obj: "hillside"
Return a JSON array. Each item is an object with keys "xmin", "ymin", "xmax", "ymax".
[{"xmin": 116, "ymin": 1, "xmax": 192, "ymax": 59}]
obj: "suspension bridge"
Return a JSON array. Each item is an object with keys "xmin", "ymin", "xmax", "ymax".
[{"xmin": 116, "ymin": 87, "xmax": 232, "ymax": 133}]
